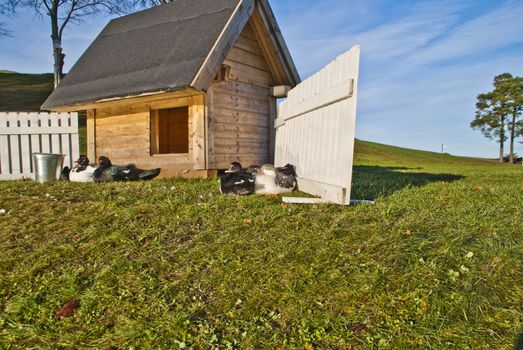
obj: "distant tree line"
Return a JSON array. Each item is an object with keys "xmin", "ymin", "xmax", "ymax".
[
  {"xmin": 471, "ymin": 73, "xmax": 523, "ymax": 163},
  {"xmin": 0, "ymin": 0, "xmax": 173, "ymax": 88}
]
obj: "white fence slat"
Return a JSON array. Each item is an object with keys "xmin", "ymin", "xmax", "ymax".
[
  {"xmin": 50, "ymin": 113, "xmax": 61, "ymax": 154},
  {"xmin": 40, "ymin": 114, "xmax": 51, "ymax": 154},
  {"xmin": 70, "ymin": 113, "xmax": 80, "ymax": 163},
  {"xmin": 6, "ymin": 114, "xmax": 21, "ymax": 176},
  {"xmin": 0, "ymin": 112, "xmax": 79, "ymax": 181},
  {"xmin": 275, "ymin": 45, "xmax": 360, "ymax": 205},
  {"xmin": 29, "ymin": 114, "xmax": 41, "ymax": 172},
  {"xmin": 18, "ymin": 114, "xmax": 32, "ymax": 174},
  {"xmin": 0, "ymin": 113, "xmax": 10, "ymax": 175},
  {"xmin": 61, "ymin": 113, "xmax": 71, "ymax": 168},
  {"xmin": 61, "ymin": 133, "xmax": 72, "ymax": 168}
]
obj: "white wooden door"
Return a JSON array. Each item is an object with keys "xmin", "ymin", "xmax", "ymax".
[{"xmin": 274, "ymin": 46, "xmax": 360, "ymax": 205}]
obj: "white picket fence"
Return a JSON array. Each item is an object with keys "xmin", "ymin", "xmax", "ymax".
[
  {"xmin": 0, "ymin": 112, "xmax": 80, "ymax": 180},
  {"xmin": 275, "ymin": 45, "xmax": 360, "ymax": 205}
]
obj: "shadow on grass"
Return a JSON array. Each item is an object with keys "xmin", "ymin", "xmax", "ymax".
[{"xmin": 351, "ymin": 166, "xmax": 464, "ymax": 200}]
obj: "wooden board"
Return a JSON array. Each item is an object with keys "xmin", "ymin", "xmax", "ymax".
[
  {"xmin": 158, "ymin": 107, "xmax": 189, "ymax": 154},
  {"xmin": 249, "ymin": 2, "xmax": 300, "ymax": 87},
  {"xmin": 95, "ymin": 110, "xmax": 150, "ymax": 159},
  {"xmin": 275, "ymin": 46, "xmax": 360, "ymax": 205},
  {"xmin": 192, "ymin": 0, "xmax": 256, "ymax": 91}
]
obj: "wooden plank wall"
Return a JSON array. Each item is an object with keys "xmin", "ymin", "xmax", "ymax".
[
  {"xmin": 92, "ymin": 94, "xmax": 206, "ymax": 178},
  {"xmin": 94, "ymin": 105, "xmax": 151, "ymax": 161},
  {"xmin": 209, "ymin": 22, "xmax": 273, "ymax": 169},
  {"xmin": 0, "ymin": 112, "xmax": 79, "ymax": 180}
]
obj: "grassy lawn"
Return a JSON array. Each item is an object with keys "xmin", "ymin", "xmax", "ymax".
[
  {"xmin": 0, "ymin": 140, "xmax": 521, "ymax": 349},
  {"xmin": 0, "ymin": 72, "xmax": 53, "ymax": 112}
]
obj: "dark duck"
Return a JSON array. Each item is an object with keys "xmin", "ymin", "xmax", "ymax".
[
  {"xmin": 220, "ymin": 162, "xmax": 255, "ymax": 196},
  {"xmin": 93, "ymin": 156, "xmax": 161, "ymax": 183},
  {"xmin": 275, "ymin": 164, "xmax": 297, "ymax": 189}
]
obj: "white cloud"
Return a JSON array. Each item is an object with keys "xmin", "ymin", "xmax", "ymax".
[
  {"xmin": 406, "ymin": 1, "xmax": 523, "ymax": 68},
  {"xmin": 277, "ymin": 0, "xmax": 523, "ymax": 157}
]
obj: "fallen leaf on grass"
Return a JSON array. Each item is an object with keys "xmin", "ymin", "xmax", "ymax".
[
  {"xmin": 242, "ymin": 219, "xmax": 253, "ymax": 224},
  {"xmin": 405, "ymin": 230, "xmax": 412, "ymax": 236},
  {"xmin": 349, "ymin": 323, "xmax": 367, "ymax": 332},
  {"xmin": 56, "ymin": 299, "xmax": 80, "ymax": 320}
]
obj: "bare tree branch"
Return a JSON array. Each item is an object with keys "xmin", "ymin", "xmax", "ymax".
[{"xmin": 1, "ymin": 0, "xmax": 147, "ymax": 87}]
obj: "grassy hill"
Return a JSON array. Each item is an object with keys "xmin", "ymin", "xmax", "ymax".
[
  {"xmin": 0, "ymin": 72, "xmax": 53, "ymax": 111},
  {"xmin": 0, "ymin": 141, "xmax": 522, "ymax": 349}
]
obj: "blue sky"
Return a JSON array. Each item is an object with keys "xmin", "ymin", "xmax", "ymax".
[{"xmin": 1, "ymin": 0, "xmax": 522, "ymax": 158}]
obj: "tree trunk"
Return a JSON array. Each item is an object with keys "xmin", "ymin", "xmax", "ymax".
[
  {"xmin": 509, "ymin": 109, "xmax": 517, "ymax": 163},
  {"xmin": 499, "ymin": 115, "xmax": 505, "ymax": 162},
  {"xmin": 50, "ymin": 3, "xmax": 63, "ymax": 88}
]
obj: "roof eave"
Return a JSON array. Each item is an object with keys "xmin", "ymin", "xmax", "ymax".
[
  {"xmin": 191, "ymin": 0, "xmax": 256, "ymax": 91},
  {"xmin": 257, "ymin": 0, "xmax": 301, "ymax": 86},
  {"xmin": 42, "ymin": 86, "xmax": 203, "ymax": 112}
]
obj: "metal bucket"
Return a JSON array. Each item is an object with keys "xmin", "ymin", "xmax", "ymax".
[{"xmin": 33, "ymin": 153, "xmax": 65, "ymax": 183}]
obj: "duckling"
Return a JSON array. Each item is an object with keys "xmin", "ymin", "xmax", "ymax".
[
  {"xmin": 69, "ymin": 155, "xmax": 97, "ymax": 183},
  {"xmin": 93, "ymin": 156, "xmax": 161, "ymax": 183},
  {"xmin": 255, "ymin": 164, "xmax": 297, "ymax": 195},
  {"xmin": 220, "ymin": 162, "xmax": 255, "ymax": 196}
]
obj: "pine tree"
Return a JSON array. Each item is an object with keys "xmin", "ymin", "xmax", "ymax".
[{"xmin": 471, "ymin": 73, "xmax": 523, "ymax": 162}]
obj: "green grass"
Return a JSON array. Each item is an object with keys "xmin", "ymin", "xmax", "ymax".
[
  {"xmin": 0, "ymin": 140, "xmax": 522, "ymax": 349},
  {"xmin": 0, "ymin": 72, "xmax": 53, "ymax": 111},
  {"xmin": 79, "ymin": 126, "xmax": 87, "ymax": 155}
]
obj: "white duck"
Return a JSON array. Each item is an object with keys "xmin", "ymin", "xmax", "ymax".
[
  {"xmin": 69, "ymin": 155, "xmax": 97, "ymax": 183},
  {"xmin": 254, "ymin": 164, "xmax": 296, "ymax": 195}
]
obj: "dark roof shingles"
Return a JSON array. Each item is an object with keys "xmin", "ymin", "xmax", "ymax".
[{"xmin": 42, "ymin": 0, "xmax": 240, "ymax": 109}]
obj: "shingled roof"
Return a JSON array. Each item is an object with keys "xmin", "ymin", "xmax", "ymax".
[{"xmin": 42, "ymin": 0, "xmax": 299, "ymax": 111}]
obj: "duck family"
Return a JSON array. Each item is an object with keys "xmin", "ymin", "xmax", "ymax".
[
  {"xmin": 62, "ymin": 157, "xmax": 293, "ymax": 196},
  {"xmin": 220, "ymin": 162, "xmax": 297, "ymax": 196},
  {"xmin": 62, "ymin": 156, "xmax": 161, "ymax": 183}
]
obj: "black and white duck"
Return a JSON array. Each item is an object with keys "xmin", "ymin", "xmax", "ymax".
[
  {"xmin": 276, "ymin": 164, "xmax": 297, "ymax": 189},
  {"xmin": 254, "ymin": 164, "xmax": 297, "ymax": 195},
  {"xmin": 93, "ymin": 156, "xmax": 161, "ymax": 183},
  {"xmin": 68, "ymin": 155, "xmax": 97, "ymax": 183},
  {"xmin": 220, "ymin": 162, "xmax": 255, "ymax": 196}
]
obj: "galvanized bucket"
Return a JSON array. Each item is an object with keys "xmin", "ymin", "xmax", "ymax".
[{"xmin": 33, "ymin": 153, "xmax": 65, "ymax": 183}]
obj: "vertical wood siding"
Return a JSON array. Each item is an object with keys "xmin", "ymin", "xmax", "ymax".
[
  {"xmin": 0, "ymin": 112, "xmax": 80, "ymax": 180},
  {"xmin": 275, "ymin": 46, "xmax": 360, "ymax": 205}
]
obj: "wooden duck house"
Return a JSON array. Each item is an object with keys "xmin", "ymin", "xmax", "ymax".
[{"xmin": 42, "ymin": 0, "xmax": 300, "ymax": 177}]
